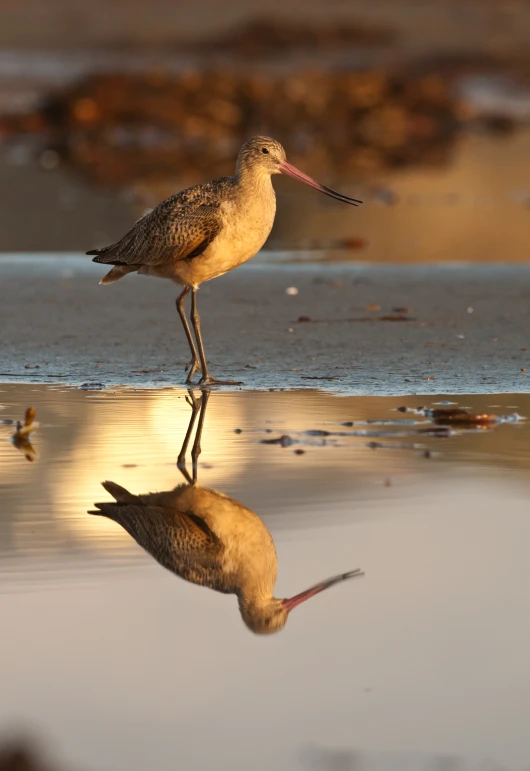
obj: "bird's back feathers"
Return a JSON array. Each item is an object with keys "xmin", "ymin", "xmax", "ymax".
[{"xmin": 86, "ymin": 178, "xmax": 234, "ymax": 268}]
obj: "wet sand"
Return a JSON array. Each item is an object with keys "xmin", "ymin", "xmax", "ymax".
[{"xmin": 1, "ymin": 254, "xmax": 529, "ymax": 394}]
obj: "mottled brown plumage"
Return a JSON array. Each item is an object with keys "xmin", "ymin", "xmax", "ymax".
[
  {"xmin": 87, "ymin": 136, "xmax": 361, "ymax": 386},
  {"xmin": 88, "ymin": 390, "xmax": 364, "ymax": 635},
  {"xmin": 87, "ymin": 178, "xmax": 230, "ymax": 270},
  {"xmin": 91, "ymin": 481, "xmax": 282, "ymax": 617}
]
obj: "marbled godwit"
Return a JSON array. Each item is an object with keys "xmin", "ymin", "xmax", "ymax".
[
  {"xmin": 9, "ymin": 407, "xmax": 38, "ymax": 462},
  {"xmin": 89, "ymin": 391, "xmax": 363, "ymax": 634},
  {"xmin": 87, "ymin": 136, "xmax": 361, "ymax": 386}
]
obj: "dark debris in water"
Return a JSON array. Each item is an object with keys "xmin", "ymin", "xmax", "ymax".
[
  {"xmin": 367, "ymin": 440, "xmax": 424, "ymax": 451},
  {"xmin": 258, "ymin": 400, "xmax": 525, "ymax": 456},
  {"xmin": 300, "ymin": 375, "xmax": 343, "ymax": 381},
  {"xmin": 0, "ymin": 746, "xmax": 44, "ymax": 771},
  {"xmin": 260, "ymin": 434, "xmax": 296, "ymax": 447},
  {"xmin": 298, "ymin": 314, "xmax": 417, "ymax": 324},
  {"xmin": 375, "ymin": 314, "xmax": 416, "ymax": 322},
  {"xmin": 0, "ymin": 742, "xmax": 73, "ymax": 771},
  {"xmin": 396, "ymin": 405, "xmax": 524, "ymax": 425},
  {"xmin": 415, "ymin": 426, "xmax": 452, "ymax": 437},
  {"xmin": 77, "ymin": 382, "xmax": 106, "ymax": 390},
  {"xmin": 428, "ymin": 407, "xmax": 501, "ymax": 425}
]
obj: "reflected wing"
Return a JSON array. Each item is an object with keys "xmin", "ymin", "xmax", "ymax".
[{"xmin": 90, "ymin": 501, "xmax": 223, "ymax": 575}]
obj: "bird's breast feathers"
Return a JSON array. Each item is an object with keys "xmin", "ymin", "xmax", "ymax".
[{"xmin": 214, "ymin": 196, "xmax": 276, "ymax": 257}]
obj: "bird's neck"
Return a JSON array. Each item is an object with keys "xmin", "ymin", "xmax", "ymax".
[
  {"xmin": 235, "ymin": 166, "xmax": 274, "ymax": 196},
  {"xmin": 238, "ymin": 592, "xmax": 272, "ymax": 610},
  {"xmin": 238, "ymin": 593, "xmax": 280, "ymax": 622}
]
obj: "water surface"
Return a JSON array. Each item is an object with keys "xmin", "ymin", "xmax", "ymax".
[{"xmin": 1, "ymin": 385, "xmax": 530, "ymax": 770}]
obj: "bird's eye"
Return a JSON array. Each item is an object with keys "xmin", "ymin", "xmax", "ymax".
[{"xmin": 261, "ymin": 147, "xmax": 269, "ymax": 155}]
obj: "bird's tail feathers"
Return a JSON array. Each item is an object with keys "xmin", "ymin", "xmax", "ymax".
[
  {"xmin": 99, "ymin": 265, "xmax": 137, "ymax": 285},
  {"xmin": 101, "ymin": 480, "xmax": 138, "ymax": 503},
  {"xmin": 89, "ymin": 481, "xmax": 138, "ymax": 517}
]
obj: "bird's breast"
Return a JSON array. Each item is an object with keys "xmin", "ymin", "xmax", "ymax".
[
  {"xmin": 210, "ymin": 197, "xmax": 275, "ymax": 264},
  {"xmin": 186, "ymin": 191, "xmax": 276, "ymax": 285}
]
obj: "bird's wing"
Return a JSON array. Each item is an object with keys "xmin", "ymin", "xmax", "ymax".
[
  {"xmin": 90, "ymin": 501, "xmax": 223, "ymax": 573},
  {"xmin": 87, "ymin": 179, "xmax": 231, "ymax": 266}
]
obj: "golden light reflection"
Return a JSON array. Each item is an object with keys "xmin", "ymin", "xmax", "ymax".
[
  {"xmin": 51, "ymin": 390, "xmax": 246, "ymax": 548},
  {"xmin": 1, "ymin": 385, "xmax": 529, "ymax": 566}
]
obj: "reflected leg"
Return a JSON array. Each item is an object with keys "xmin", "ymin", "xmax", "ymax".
[
  {"xmin": 191, "ymin": 389, "xmax": 210, "ymax": 484},
  {"xmin": 176, "ymin": 389, "xmax": 201, "ymax": 485}
]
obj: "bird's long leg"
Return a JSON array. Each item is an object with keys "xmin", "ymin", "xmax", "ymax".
[
  {"xmin": 190, "ymin": 289, "xmax": 243, "ymax": 387},
  {"xmin": 191, "ymin": 389, "xmax": 210, "ymax": 484},
  {"xmin": 175, "ymin": 287, "xmax": 202, "ymax": 383},
  {"xmin": 176, "ymin": 389, "xmax": 201, "ymax": 484}
]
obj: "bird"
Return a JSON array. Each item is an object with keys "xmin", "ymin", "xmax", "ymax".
[
  {"xmin": 89, "ymin": 390, "xmax": 364, "ymax": 634},
  {"xmin": 10, "ymin": 407, "xmax": 38, "ymax": 462},
  {"xmin": 87, "ymin": 136, "xmax": 362, "ymax": 386},
  {"xmin": 12, "ymin": 407, "xmax": 39, "ymax": 440}
]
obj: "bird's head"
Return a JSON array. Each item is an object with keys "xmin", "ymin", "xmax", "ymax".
[
  {"xmin": 236, "ymin": 135, "xmax": 362, "ymax": 205},
  {"xmin": 240, "ymin": 599, "xmax": 289, "ymax": 635},
  {"xmin": 239, "ymin": 568, "xmax": 364, "ymax": 635},
  {"xmin": 236, "ymin": 136, "xmax": 287, "ymax": 176}
]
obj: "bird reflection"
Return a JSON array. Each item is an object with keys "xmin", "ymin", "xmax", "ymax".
[
  {"xmin": 89, "ymin": 390, "xmax": 363, "ymax": 635},
  {"xmin": 10, "ymin": 407, "xmax": 39, "ymax": 462}
]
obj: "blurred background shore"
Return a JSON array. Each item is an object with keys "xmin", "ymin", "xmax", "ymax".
[
  {"xmin": 1, "ymin": 0, "xmax": 530, "ymax": 257},
  {"xmin": 2, "ymin": 0, "xmax": 529, "ymax": 55}
]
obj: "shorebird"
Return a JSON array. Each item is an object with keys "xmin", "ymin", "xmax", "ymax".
[
  {"xmin": 87, "ymin": 136, "xmax": 361, "ymax": 386},
  {"xmin": 89, "ymin": 390, "xmax": 363, "ymax": 634},
  {"xmin": 6, "ymin": 407, "xmax": 38, "ymax": 462}
]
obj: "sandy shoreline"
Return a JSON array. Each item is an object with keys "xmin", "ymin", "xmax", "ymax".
[{"xmin": 1, "ymin": 254, "xmax": 529, "ymax": 395}]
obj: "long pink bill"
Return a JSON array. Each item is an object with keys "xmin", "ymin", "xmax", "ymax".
[
  {"xmin": 281, "ymin": 568, "xmax": 364, "ymax": 613},
  {"xmin": 279, "ymin": 161, "xmax": 362, "ymax": 206}
]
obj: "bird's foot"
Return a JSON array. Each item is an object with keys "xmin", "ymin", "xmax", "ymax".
[
  {"xmin": 185, "ymin": 391, "xmax": 201, "ymax": 409},
  {"xmin": 184, "ymin": 357, "xmax": 202, "ymax": 383},
  {"xmin": 199, "ymin": 375, "xmax": 244, "ymax": 388}
]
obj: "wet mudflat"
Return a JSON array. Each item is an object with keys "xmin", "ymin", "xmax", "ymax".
[
  {"xmin": 1, "ymin": 384, "xmax": 530, "ymax": 771},
  {"xmin": 2, "ymin": 255, "xmax": 530, "ymax": 395}
]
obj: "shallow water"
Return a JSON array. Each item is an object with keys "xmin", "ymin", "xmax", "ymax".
[{"xmin": 1, "ymin": 384, "xmax": 530, "ymax": 770}]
